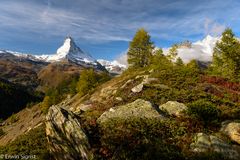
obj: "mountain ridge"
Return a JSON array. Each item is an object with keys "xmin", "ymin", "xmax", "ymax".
[{"xmin": 0, "ymin": 35, "xmax": 223, "ymax": 73}]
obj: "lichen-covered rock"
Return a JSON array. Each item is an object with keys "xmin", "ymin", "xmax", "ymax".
[
  {"xmin": 97, "ymin": 99, "xmax": 165, "ymax": 124},
  {"xmin": 191, "ymin": 133, "xmax": 211, "ymax": 152},
  {"xmin": 159, "ymin": 101, "xmax": 187, "ymax": 117},
  {"xmin": 190, "ymin": 133, "xmax": 240, "ymax": 160},
  {"xmin": 221, "ymin": 121, "xmax": 240, "ymax": 145},
  {"xmin": 46, "ymin": 105, "xmax": 93, "ymax": 160}
]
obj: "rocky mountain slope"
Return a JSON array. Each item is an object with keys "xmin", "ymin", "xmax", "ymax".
[
  {"xmin": 0, "ymin": 78, "xmax": 41, "ymax": 120},
  {"xmin": 10, "ymin": 37, "xmax": 98, "ymax": 66},
  {"xmin": 0, "ymin": 50, "xmax": 48, "ymax": 89},
  {"xmin": 1, "ymin": 63, "xmax": 239, "ymax": 159},
  {"xmin": 0, "ymin": 37, "xmax": 107, "ymax": 92},
  {"xmin": 0, "ymin": 34, "xmax": 240, "ymax": 159}
]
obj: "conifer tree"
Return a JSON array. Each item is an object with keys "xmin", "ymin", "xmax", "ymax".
[
  {"xmin": 175, "ymin": 57, "xmax": 184, "ymax": 66},
  {"xmin": 211, "ymin": 28, "xmax": 240, "ymax": 80},
  {"xmin": 127, "ymin": 28, "xmax": 154, "ymax": 67},
  {"xmin": 167, "ymin": 44, "xmax": 178, "ymax": 61},
  {"xmin": 186, "ymin": 59, "xmax": 200, "ymax": 72},
  {"xmin": 150, "ymin": 48, "xmax": 171, "ymax": 69}
]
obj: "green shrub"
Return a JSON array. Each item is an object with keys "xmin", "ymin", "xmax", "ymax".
[
  {"xmin": 0, "ymin": 125, "xmax": 50, "ymax": 159},
  {"xmin": 26, "ymin": 102, "xmax": 37, "ymax": 108},
  {"xmin": 99, "ymin": 118, "xmax": 184, "ymax": 160},
  {"xmin": 0, "ymin": 128, "xmax": 5, "ymax": 137},
  {"xmin": 40, "ymin": 96, "xmax": 52, "ymax": 114},
  {"xmin": 9, "ymin": 114, "xmax": 19, "ymax": 124},
  {"xmin": 40, "ymin": 75, "xmax": 81, "ymax": 114},
  {"xmin": 187, "ymin": 99, "xmax": 220, "ymax": 125},
  {"xmin": 77, "ymin": 69, "xmax": 111, "ymax": 97}
]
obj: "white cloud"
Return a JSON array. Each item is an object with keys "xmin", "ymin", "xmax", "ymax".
[
  {"xmin": 115, "ymin": 49, "xmax": 128, "ymax": 66},
  {"xmin": 204, "ymin": 18, "xmax": 226, "ymax": 36},
  {"xmin": 0, "ymin": 0, "xmax": 237, "ymax": 44},
  {"xmin": 0, "ymin": 0, "xmax": 240, "ymax": 60}
]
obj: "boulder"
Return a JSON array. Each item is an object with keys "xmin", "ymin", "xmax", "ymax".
[
  {"xmin": 190, "ymin": 133, "xmax": 240, "ymax": 160},
  {"xmin": 46, "ymin": 105, "xmax": 93, "ymax": 160},
  {"xmin": 159, "ymin": 101, "xmax": 187, "ymax": 117},
  {"xmin": 97, "ymin": 99, "xmax": 165, "ymax": 124},
  {"xmin": 115, "ymin": 97, "xmax": 123, "ymax": 101},
  {"xmin": 191, "ymin": 133, "xmax": 211, "ymax": 153},
  {"xmin": 221, "ymin": 121, "xmax": 240, "ymax": 145}
]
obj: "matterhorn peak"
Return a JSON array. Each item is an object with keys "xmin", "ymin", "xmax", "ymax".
[
  {"xmin": 56, "ymin": 36, "xmax": 83, "ymax": 58},
  {"xmin": 47, "ymin": 36, "xmax": 96, "ymax": 65}
]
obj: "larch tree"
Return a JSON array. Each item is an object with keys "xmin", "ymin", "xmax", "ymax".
[
  {"xmin": 175, "ymin": 57, "xmax": 184, "ymax": 66},
  {"xmin": 211, "ymin": 28, "xmax": 240, "ymax": 80},
  {"xmin": 167, "ymin": 44, "xmax": 178, "ymax": 61},
  {"xmin": 127, "ymin": 28, "xmax": 154, "ymax": 67}
]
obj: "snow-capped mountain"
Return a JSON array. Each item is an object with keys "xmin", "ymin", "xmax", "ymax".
[
  {"xmin": 0, "ymin": 37, "xmax": 126, "ymax": 73},
  {"xmin": 0, "ymin": 35, "xmax": 221, "ymax": 74},
  {"xmin": 1, "ymin": 37, "xmax": 100, "ymax": 66},
  {"xmin": 97, "ymin": 59, "xmax": 127, "ymax": 74},
  {"xmin": 46, "ymin": 37, "xmax": 97, "ymax": 65}
]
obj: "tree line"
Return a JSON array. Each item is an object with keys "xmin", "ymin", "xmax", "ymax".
[{"xmin": 127, "ymin": 28, "xmax": 240, "ymax": 81}]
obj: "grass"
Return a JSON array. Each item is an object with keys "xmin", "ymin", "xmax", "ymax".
[{"xmin": 0, "ymin": 125, "xmax": 50, "ymax": 160}]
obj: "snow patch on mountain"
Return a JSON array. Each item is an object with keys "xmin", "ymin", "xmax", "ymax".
[{"xmin": 97, "ymin": 59, "xmax": 127, "ymax": 74}]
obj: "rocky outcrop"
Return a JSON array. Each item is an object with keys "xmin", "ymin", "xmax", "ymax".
[
  {"xmin": 120, "ymin": 79, "xmax": 133, "ymax": 89},
  {"xmin": 159, "ymin": 101, "xmax": 187, "ymax": 117},
  {"xmin": 131, "ymin": 83, "xmax": 144, "ymax": 93},
  {"xmin": 131, "ymin": 75, "xmax": 158, "ymax": 93},
  {"xmin": 90, "ymin": 85, "xmax": 117, "ymax": 102},
  {"xmin": 97, "ymin": 99, "xmax": 165, "ymax": 124},
  {"xmin": 221, "ymin": 121, "xmax": 240, "ymax": 145},
  {"xmin": 46, "ymin": 105, "xmax": 93, "ymax": 160},
  {"xmin": 190, "ymin": 133, "xmax": 240, "ymax": 160},
  {"xmin": 73, "ymin": 102, "xmax": 93, "ymax": 114}
]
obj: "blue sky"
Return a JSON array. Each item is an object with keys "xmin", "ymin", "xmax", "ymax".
[{"xmin": 0, "ymin": 0, "xmax": 240, "ymax": 60}]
